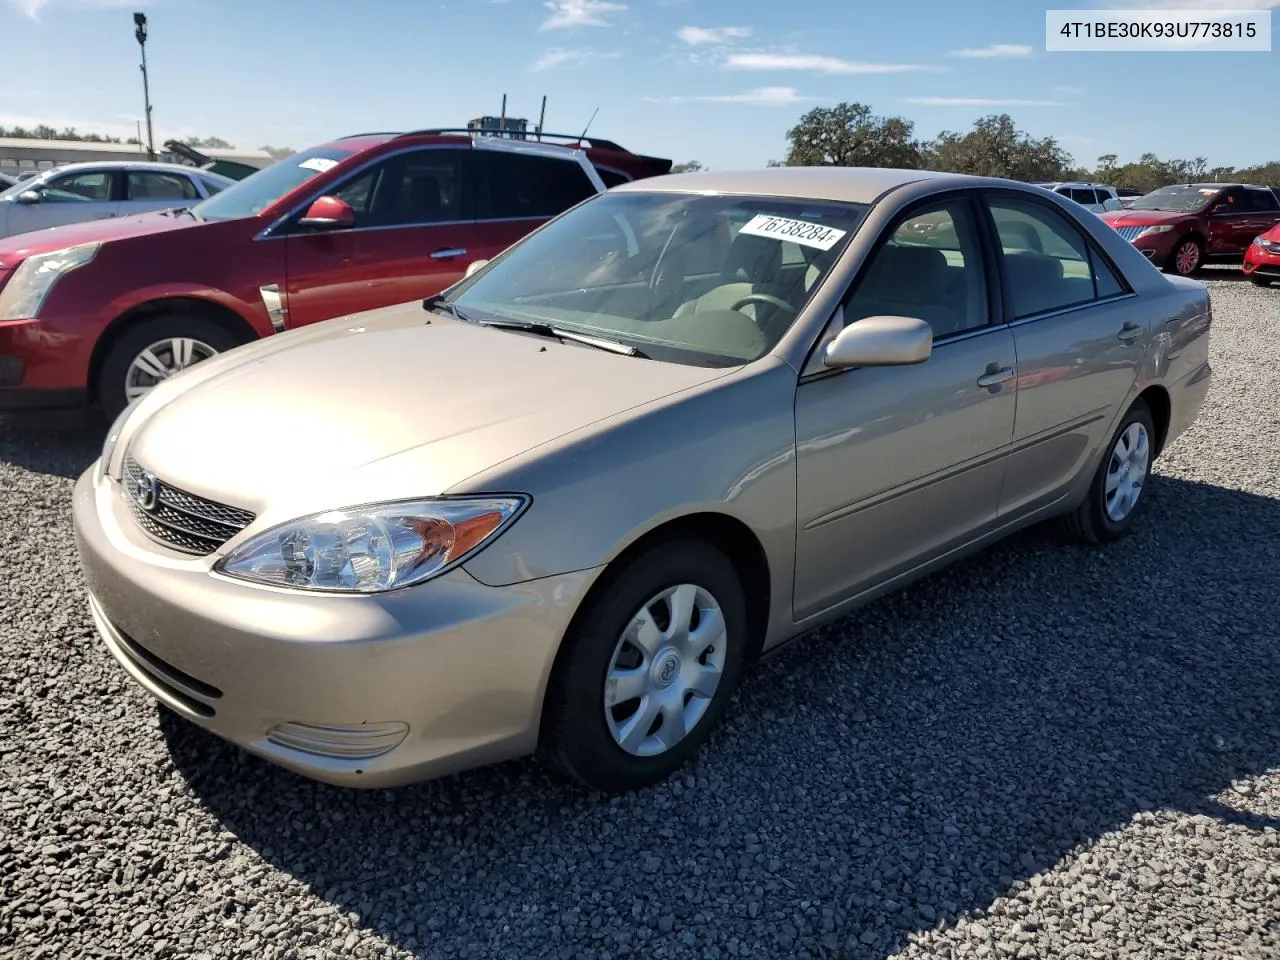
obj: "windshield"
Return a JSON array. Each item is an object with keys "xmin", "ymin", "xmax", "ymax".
[
  {"xmin": 1129, "ymin": 185, "xmax": 1220, "ymax": 213},
  {"xmin": 191, "ymin": 146, "xmax": 355, "ymax": 222},
  {"xmin": 450, "ymin": 191, "xmax": 868, "ymax": 367}
]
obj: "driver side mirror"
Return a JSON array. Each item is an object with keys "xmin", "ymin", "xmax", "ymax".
[
  {"xmin": 1212, "ymin": 203, "xmax": 1231, "ymax": 215},
  {"xmin": 823, "ymin": 315, "xmax": 933, "ymax": 369},
  {"xmin": 464, "ymin": 259, "xmax": 489, "ymax": 278},
  {"xmin": 297, "ymin": 195, "xmax": 355, "ymax": 230},
  {"xmin": 17, "ymin": 190, "xmax": 40, "ymax": 205}
]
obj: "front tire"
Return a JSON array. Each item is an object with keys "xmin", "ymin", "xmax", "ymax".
[
  {"xmin": 1249, "ymin": 274, "xmax": 1273, "ymax": 287},
  {"xmin": 1164, "ymin": 237, "xmax": 1203, "ymax": 277},
  {"xmin": 538, "ymin": 539, "xmax": 748, "ymax": 793},
  {"xmin": 1059, "ymin": 399, "xmax": 1156, "ymax": 545},
  {"xmin": 97, "ymin": 313, "xmax": 250, "ymax": 419}
]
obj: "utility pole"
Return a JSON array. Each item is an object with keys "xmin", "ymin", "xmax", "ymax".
[{"xmin": 133, "ymin": 12, "xmax": 155, "ymax": 160}]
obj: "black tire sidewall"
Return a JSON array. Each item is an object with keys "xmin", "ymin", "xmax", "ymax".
[
  {"xmin": 1090, "ymin": 400, "xmax": 1156, "ymax": 539},
  {"xmin": 544, "ymin": 540, "xmax": 748, "ymax": 792},
  {"xmin": 98, "ymin": 314, "xmax": 247, "ymax": 419}
]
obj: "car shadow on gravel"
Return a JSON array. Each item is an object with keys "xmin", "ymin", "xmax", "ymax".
[
  {"xmin": 0, "ymin": 412, "xmax": 103, "ymax": 480},
  {"xmin": 160, "ymin": 475, "xmax": 1280, "ymax": 959}
]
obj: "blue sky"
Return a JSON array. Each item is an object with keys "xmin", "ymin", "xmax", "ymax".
[{"xmin": 1, "ymin": 0, "xmax": 1276, "ymax": 171}]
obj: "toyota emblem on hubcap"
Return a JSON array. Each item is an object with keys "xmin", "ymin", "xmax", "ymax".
[
  {"xmin": 656, "ymin": 652, "xmax": 681, "ymax": 687},
  {"xmin": 132, "ymin": 470, "xmax": 160, "ymax": 511}
]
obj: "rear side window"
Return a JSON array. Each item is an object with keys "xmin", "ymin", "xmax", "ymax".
[
  {"xmin": 988, "ymin": 198, "xmax": 1110, "ymax": 319},
  {"xmin": 201, "ymin": 176, "xmax": 229, "ymax": 196},
  {"xmin": 476, "ymin": 152, "xmax": 597, "ymax": 220},
  {"xmin": 126, "ymin": 171, "xmax": 200, "ymax": 202},
  {"xmin": 1241, "ymin": 188, "xmax": 1279, "ymax": 213},
  {"xmin": 594, "ymin": 166, "xmax": 631, "ymax": 189}
]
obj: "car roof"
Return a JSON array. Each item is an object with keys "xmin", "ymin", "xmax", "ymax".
[
  {"xmin": 26, "ymin": 159, "xmax": 225, "ymax": 177},
  {"xmin": 611, "ymin": 167, "xmax": 986, "ymax": 204}
]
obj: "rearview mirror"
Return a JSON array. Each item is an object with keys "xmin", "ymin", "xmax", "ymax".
[
  {"xmin": 17, "ymin": 190, "xmax": 39, "ymax": 204},
  {"xmin": 297, "ymin": 195, "xmax": 355, "ymax": 230},
  {"xmin": 465, "ymin": 259, "xmax": 490, "ymax": 278},
  {"xmin": 823, "ymin": 315, "xmax": 933, "ymax": 369}
]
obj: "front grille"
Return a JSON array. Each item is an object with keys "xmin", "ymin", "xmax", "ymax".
[
  {"xmin": 1114, "ymin": 226, "xmax": 1143, "ymax": 242},
  {"xmin": 122, "ymin": 456, "xmax": 255, "ymax": 555}
]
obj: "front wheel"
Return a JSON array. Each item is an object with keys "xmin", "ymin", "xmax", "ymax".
[
  {"xmin": 1058, "ymin": 399, "xmax": 1156, "ymax": 545},
  {"xmin": 1249, "ymin": 274, "xmax": 1273, "ymax": 287},
  {"xmin": 538, "ymin": 540, "xmax": 748, "ymax": 793},
  {"xmin": 1164, "ymin": 237, "xmax": 1203, "ymax": 277},
  {"xmin": 97, "ymin": 313, "xmax": 250, "ymax": 419}
]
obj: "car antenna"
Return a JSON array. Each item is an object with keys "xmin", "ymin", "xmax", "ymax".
[{"xmin": 577, "ymin": 106, "xmax": 600, "ymax": 146}]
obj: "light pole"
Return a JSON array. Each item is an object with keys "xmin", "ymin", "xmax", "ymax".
[{"xmin": 134, "ymin": 12, "xmax": 155, "ymax": 160}]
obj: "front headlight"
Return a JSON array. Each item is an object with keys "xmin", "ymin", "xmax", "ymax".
[
  {"xmin": 0, "ymin": 242, "xmax": 100, "ymax": 320},
  {"xmin": 1136, "ymin": 225, "xmax": 1174, "ymax": 238},
  {"xmin": 215, "ymin": 496, "xmax": 530, "ymax": 593}
]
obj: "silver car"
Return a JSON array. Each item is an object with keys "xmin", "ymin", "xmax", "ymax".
[
  {"xmin": 73, "ymin": 168, "xmax": 1213, "ymax": 794},
  {"xmin": 0, "ymin": 161, "xmax": 233, "ymax": 239}
]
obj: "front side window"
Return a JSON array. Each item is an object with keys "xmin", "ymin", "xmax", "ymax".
[
  {"xmin": 192, "ymin": 145, "xmax": 356, "ymax": 222},
  {"xmin": 126, "ymin": 171, "xmax": 199, "ymax": 202},
  {"xmin": 846, "ymin": 199, "xmax": 988, "ymax": 339},
  {"xmin": 476, "ymin": 151, "xmax": 597, "ymax": 220},
  {"xmin": 40, "ymin": 170, "xmax": 112, "ymax": 203},
  {"xmin": 989, "ymin": 198, "xmax": 1117, "ymax": 319},
  {"xmin": 319, "ymin": 149, "xmax": 466, "ymax": 229},
  {"xmin": 451, "ymin": 192, "xmax": 868, "ymax": 366}
]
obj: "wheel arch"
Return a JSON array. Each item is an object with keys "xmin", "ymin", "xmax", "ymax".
[
  {"xmin": 87, "ymin": 296, "xmax": 260, "ymax": 405},
  {"xmin": 1136, "ymin": 383, "xmax": 1172, "ymax": 458}
]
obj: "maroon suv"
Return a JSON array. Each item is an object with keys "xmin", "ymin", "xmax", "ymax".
[
  {"xmin": 1100, "ymin": 183, "xmax": 1280, "ymax": 277},
  {"xmin": 0, "ymin": 129, "xmax": 670, "ymax": 416}
]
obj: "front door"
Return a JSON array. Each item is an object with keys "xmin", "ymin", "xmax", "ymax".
[
  {"xmin": 6, "ymin": 168, "xmax": 120, "ymax": 236},
  {"xmin": 1206, "ymin": 187, "xmax": 1280, "ymax": 256},
  {"xmin": 984, "ymin": 193, "xmax": 1146, "ymax": 516},
  {"xmin": 284, "ymin": 147, "xmax": 483, "ymax": 328},
  {"xmin": 793, "ymin": 194, "xmax": 1017, "ymax": 620}
]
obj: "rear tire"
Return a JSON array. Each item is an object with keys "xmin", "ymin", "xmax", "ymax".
[
  {"xmin": 1058, "ymin": 399, "xmax": 1156, "ymax": 545},
  {"xmin": 97, "ymin": 313, "xmax": 250, "ymax": 419},
  {"xmin": 538, "ymin": 539, "xmax": 748, "ymax": 794},
  {"xmin": 1163, "ymin": 237, "xmax": 1203, "ymax": 277}
]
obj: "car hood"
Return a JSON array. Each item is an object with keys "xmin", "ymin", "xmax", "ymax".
[
  {"xmin": 1256, "ymin": 222, "xmax": 1280, "ymax": 242},
  {"xmin": 0, "ymin": 209, "xmax": 201, "ymax": 265},
  {"xmin": 123, "ymin": 303, "xmax": 729, "ymax": 528},
  {"xmin": 1100, "ymin": 209, "xmax": 1195, "ymax": 227}
]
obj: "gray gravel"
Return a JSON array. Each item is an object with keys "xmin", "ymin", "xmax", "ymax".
[{"xmin": 2, "ymin": 267, "xmax": 1278, "ymax": 960}]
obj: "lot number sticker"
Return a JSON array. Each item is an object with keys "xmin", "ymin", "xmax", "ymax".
[
  {"xmin": 738, "ymin": 214, "xmax": 847, "ymax": 251},
  {"xmin": 298, "ymin": 157, "xmax": 339, "ymax": 173}
]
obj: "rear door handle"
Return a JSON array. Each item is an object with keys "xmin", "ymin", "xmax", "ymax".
[
  {"xmin": 976, "ymin": 365, "xmax": 1015, "ymax": 388},
  {"xmin": 1118, "ymin": 321, "xmax": 1143, "ymax": 343},
  {"xmin": 430, "ymin": 248, "xmax": 467, "ymax": 260}
]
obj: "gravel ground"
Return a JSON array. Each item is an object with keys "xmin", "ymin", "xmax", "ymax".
[{"xmin": 1, "ymin": 268, "xmax": 1278, "ymax": 960}]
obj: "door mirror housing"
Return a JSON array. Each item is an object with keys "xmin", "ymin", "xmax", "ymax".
[
  {"xmin": 1211, "ymin": 203, "xmax": 1231, "ymax": 215},
  {"xmin": 823, "ymin": 315, "xmax": 933, "ymax": 369},
  {"xmin": 17, "ymin": 190, "xmax": 40, "ymax": 205},
  {"xmin": 297, "ymin": 195, "xmax": 355, "ymax": 230},
  {"xmin": 464, "ymin": 259, "xmax": 490, "ymax": 279}
]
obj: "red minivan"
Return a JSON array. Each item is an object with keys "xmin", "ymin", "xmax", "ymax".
[{"xmin": 0, "ymin": 129, "xmax": 670, "ymax": 416}]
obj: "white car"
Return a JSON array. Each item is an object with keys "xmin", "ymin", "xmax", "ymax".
[
  {"xmin": 1036, "ymin": 182, "xmax": 1125, "ymax": 214},
  {"xmin": 0, "ymin": 160, "xmax": 234, "ymax": 239}
]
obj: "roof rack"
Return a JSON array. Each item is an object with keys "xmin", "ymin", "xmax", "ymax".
[
  {"xmin": 390, "ymin": 128, "xmax": 631, "ymax": 153},
  {"xmin": 336, "ymin": 132, "xmax": 405, "ymax": 140}
]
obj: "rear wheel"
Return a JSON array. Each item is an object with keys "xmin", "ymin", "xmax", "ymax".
[
  {"xmin": 1058, "ymin": 399, "xmax": 1156, "ymax": 545},
  {"xmin": 1164, "ymin": 237, "xmax": 1203, "ymax": 277},
  {"xmin": 538, "ymin": 539, "xmax": 747, "ymax": 793},
  {"xmin": 97, "ymin": 313, "xmax": 250, "ymax": 419}
]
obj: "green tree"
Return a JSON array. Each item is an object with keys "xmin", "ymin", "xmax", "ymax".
[
  {"xmin": 783, "ymin": 102, "xmax": 921, "ymax": 169},
  {"xmin": 921, "ymin": 114, "xmax": 1073, "ymax": 182}
]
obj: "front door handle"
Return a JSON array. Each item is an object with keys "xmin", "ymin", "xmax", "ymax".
[
  {"xmin": 977, "ymin": 365, "xmax": 1015, "ymax": 389},
  {"xmin": 1118, "ymin": 321, "xmax": 1143, "ymax": 343},
  {"xmin": 430, "ymin": 248, "xmax": 467, "ymax": 260}
]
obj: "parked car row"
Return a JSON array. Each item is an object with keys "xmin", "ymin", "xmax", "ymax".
[
  {"xmin": 0, "ymin": 128, "xmax": 671, "ymax": 415},
  {"xmin": 72, "ymin": 166, "xmax": 1212, "ymax": 792}
]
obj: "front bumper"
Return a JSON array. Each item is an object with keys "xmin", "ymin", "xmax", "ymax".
[
  {"xmin": 0, "ymin": 315, "xmax": 93, "ymax": 405},
  {"xmin": 1242, "ymin": 248, "xmax": 1280, "ymax": 279},
  {"xmin": 72, "ymin": 466, "xmax": 602, "ymax": 788}
]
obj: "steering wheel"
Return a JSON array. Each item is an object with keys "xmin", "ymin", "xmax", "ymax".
[{"xmin": 728, "ymin": 293, "xmax": 797, "ymax": 317}]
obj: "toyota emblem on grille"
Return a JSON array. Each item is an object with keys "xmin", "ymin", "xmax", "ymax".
[{"xmin": 132, "ymin": 469, "xmax": 160, "ymax": 511}]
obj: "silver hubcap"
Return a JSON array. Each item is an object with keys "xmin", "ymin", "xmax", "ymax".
[
  {"xmin": 1175, "ymin": 241, "xmax": 1200, "ymax": 275},
  {"xmin": 1105, "ymin": 421, "xmax": 1150, "ymax": 522},
  {"xmin": 125, "ymin": 337, "xmax": 218, "ymax": 401},
  {"xmin": 604, "ymin": 583, "xmax": 728, "ymax": 757}
]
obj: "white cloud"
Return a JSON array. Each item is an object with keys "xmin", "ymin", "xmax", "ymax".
[
  {"xmin": 1053, "ymin": 85, "xmax": 1084, "ymax": 95},
  {"xmin": 11, "ymin": 0, "xmax": 134, "ymax": 20},
  {"xmin": 949, "ymin": 43, "xmax": 1033, "ymax": 58},
  {"xmin": 647, "ymin": 86, "xmax": 812, "ymax": 106},
  {"xmin": 724, "ymin": 52, "xmax": 941, "ymax": 75},
  {"xmin": 539, "ymin": 0, "xmax": 626, "ymax": 30},
  {"xmin": 1112, "ymin": 0, "xmax": 1279, "ymax": 7},
  {"xmin": 676, "ymin": 25, "xmax": 751, "ymax": 45},
  {"xmin": 530, "ymin": 47, "xmax": 622, "ymax": 71},
  {"xmin": 907, "ymin": 97, "xmax": 1067, "ymax": 106}
]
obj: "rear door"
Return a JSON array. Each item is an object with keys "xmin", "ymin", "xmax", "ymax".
[
  {"xmin": 6, "ymin": 168, "xmax": 120, "ymax": 235},
  {"xmin": 122, "ymin": 169, "xmax": 203, "ymax": 215},
  {"xmin": 472, "ymin": 147, "xmax": 600, "ymax": 263},
  {"xmin": 283, "ymin": 146, "xmax": 485, "ymax": 328}
]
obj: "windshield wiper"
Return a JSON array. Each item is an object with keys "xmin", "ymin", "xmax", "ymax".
[
  {"xmin": 422, "ymin": 294, "xmax": 479, "ymax": 325},
  {"xmin": 477, "ymin": 317, "xmax": 649, "ymax": 358}
]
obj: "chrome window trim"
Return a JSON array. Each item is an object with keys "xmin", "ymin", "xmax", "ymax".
[{"xmin": 1007, "ymin": 291, "xmax": 1138, "ymax": 328}]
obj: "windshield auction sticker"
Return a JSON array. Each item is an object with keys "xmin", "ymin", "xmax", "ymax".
[{"xmin": 738, "ymin": 215, "xmax": 847, "ymax": 251}]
